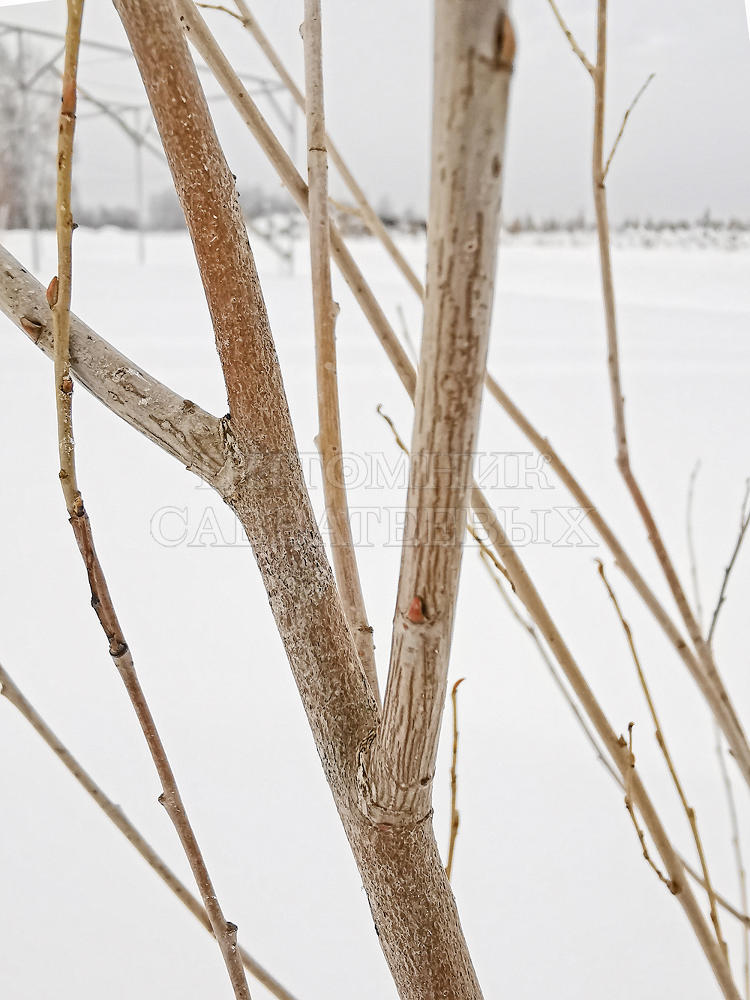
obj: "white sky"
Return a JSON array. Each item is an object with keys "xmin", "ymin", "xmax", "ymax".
[{"xmin": 1, "ymin": 0, "xmax": 749, "ymax": 221}]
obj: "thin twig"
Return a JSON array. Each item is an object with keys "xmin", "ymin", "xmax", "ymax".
[
  {"xmin": 716, "ymin": 722, "xmax": 750, "ymax": 998},
  {"xmin": 301, "ymin": 0, "xmax": 378, "ymax": 701},
  {"xmin": 0, "ymin": 663, "xmax": 299, "ymax": 1000},
  {"xmin": 376, "ymin": 403, "xmax": 409, "ymax": 455},
  {"xmin": 687, "ymin": 460, "xmax": 705, "ymax": 629},
  {"xmin": 602, "ymin": 72, "xmax": 655, "ymax": 181},
  {"xmin": 52, "ymin": 6, "xmax": 251, "ymax": 997},
  {"xmin": 566, "ymin": 0, "xmax": 750, "ymax": 790},
  {"xmin": 395, "ymin": 304, "xmax": 419, "ymax": 365},
  {"xmin": 623, "ymin": 723, "xmax": 677, "ymax": 893},
  {"xmin": 478, "ymin": 548, "xmax": 750, "ymax": 935},
  {"xmin": 545, "ymin": 0, "xmax": 594, "ymax": 75},
  {"xmin": 597, "ymin": 561, "xmax": 726, "ymax": 954},
  {"xmin": 52, "ymin": 0, "xmax": 84, "ymax": 515},
  {"xmin": 196, "ymin": 1, "xmax": 246, "ymax": 23},
  {"xmin": 708, "ymin": 479, "xmax": 750, "ymax": 644},
  {"xmin": 446, "ymin": 677, "xmax": 465, "ymax": 881}
]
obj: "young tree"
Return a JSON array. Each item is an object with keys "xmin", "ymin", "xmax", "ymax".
[{"xmin": 0, "ymin": 1, "xmax": 748, "ymax": 998}]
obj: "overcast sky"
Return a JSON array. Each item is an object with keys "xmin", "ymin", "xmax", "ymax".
[{"xmin": 2, "ymin": 0, "xmax": 750, "ymax": 222}]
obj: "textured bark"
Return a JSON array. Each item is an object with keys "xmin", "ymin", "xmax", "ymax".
[
  {"xmin": 0, "ymin": 244, "xmax": 228, "ymax": 486},
  {"xmin": 369, "ymin": 0, "xmax": 513, "ymax": 824},
  {"xmin": 115, "ymin": 0, "xmax": 484, "ymax": 995}
]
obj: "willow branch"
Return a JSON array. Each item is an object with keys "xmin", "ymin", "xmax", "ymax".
[
  {"xmin": 478, "ymin": 548, "xmax": 750, "ymax": 937},
  {"xmin": 557, "ymin": 0, "xmax": 750, "ymax": 787},
  {"xmin": 51, "ymin": 9, "xmax": 251, "ymax": 998},
  {"xmin": 602, "ymin": 72, "xmax": 655, "ymax": 181},
  {"xmin": 118, "ymin": 3, "xmax": 489, "ymax": 995},
  {"xmin": 301, "ymin": 0, "xmax": 378, "ymax": 701},
  {"xmin": 470, "ymin": 487, "xmax": 740, "ymax": 999},
  {"xmin": 370, "ymin": 0, "xmax": 514, "ymax": 824},
  {"xmin": 0, "ymin": 663, "xmax": 299, "ymax": 1000},
  {"xmin": 0, "ymin": 243, "xmax": 230, "ymax": 488},
  {"xmin": 687, "ymin": 461, "xmax": 705, "ymax": 629},
  {"xmin": 446, "ymin": 677, "xmax": 465, "ymax": 881},
  {"xmin": 484, "ymin": 375, "xmax": 748, "ymax": 781},
  {"xmin": 52, "ymin": 0, "xmax": 84, "ymax": 515},
  {"xmin": 718, "ymin": 722, "xmax": 750, "ymax": 997},
  {"xmin": 171, "ymin": 0, "xmax": 750, "ymax": 788},
  {"xmin": 708, "ymin": 479, "xmax": 750, "ymax": 645},
  {"xmin": 545, "ymin": 0, "xmax": 594, "ymax": 75},
  {"xmin": 597, "ymin": 561, "xmax": 726, "ymax": 954}
]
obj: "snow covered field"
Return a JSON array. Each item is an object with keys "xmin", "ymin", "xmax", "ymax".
[{"xmin": 1, "ymin": 227, "xmax": 749, "ymax": 999}]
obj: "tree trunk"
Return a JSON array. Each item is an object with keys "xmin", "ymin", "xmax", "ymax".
[{"xmin": 114, "ymin": 0, "xmax": 484, "ymax": 994}]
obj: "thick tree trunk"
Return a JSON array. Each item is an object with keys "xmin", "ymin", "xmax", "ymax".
[{"xmin": 114, "ymin": 0, "xmax": 484, "ymax": 995}]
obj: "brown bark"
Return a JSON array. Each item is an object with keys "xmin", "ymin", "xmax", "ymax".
[{"xmin": 114, "ymin": 0, "xmax": 484, "ymax": 995}]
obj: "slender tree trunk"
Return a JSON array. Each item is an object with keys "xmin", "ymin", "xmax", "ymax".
[{"xmin": 114, "ymin": 0, "xmax": 485, "ymax": 994}]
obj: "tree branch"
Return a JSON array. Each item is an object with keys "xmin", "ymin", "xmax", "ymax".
[
  {"xmin": 0, "ymin": 243, "xmax": 230, "ymax": 488},
  {"xmin": 169, "ymin": 0, "xmax": 750, "ymax": 802},
  {"xmin": 0, "ymin": 662, "xmax": 300, "ymax": 1000},
  {"xmin": 301, "ymin": 0, "xmax": 378, "ymax": 701},
  {"xmin": 573, "ymin": 0, "xmax": 750, "ymax": 789},
  {"xmin": 446, "ymin": 676, "xmax": 465, "ymax": 881},
  {"xmin": 597, "ymin": 562, "xmax": 726, "ymax": 954},
  {"xmin": 708, "ymin": 479, "xmax": 750, "ymax": 644},
  {"xmin": 469, "ymin": 489, "xmax": 739, "ymax": 998},
  {"xmin": 602, "ymin": 72, "xmax": 655, "ymax": 182},
  {"xmin": 545, "ymin": 0, "xmax": 595, "ymax": 75},
  {"xmin": 51, "ymin": 7, "xmax": 251, "ymax": 997},
  {"xmin": 368, "ymin": 0, "xmax": 513, "ymax": 824}
]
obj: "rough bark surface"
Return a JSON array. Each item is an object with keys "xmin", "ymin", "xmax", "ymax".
[
  {"xmin": 114, "ymin": 0, "xmax": 484, "ymax": 995},
  {"xmin": 369, "ymin": 0, "xmax": 513, "ymax": 824}
]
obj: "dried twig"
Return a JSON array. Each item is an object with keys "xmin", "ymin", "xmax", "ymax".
[
  {"xmin": 446, "ymin": 677, "xmax": 465, "ymax": 881},
  {"xmin": 597, "ymin": 561, "xmax": 725, "ymax": 952},
  {"xmin": 602, "ymin": 72, "xmax": 655, "ymax": 182},
  {"xmin": 717, "ymin": 722, "xmax": 750, "ymax": 997},
  {"xmin": 622, "ymin": 724, "xmax": 676, "ymax": 893},
  {"xmin": 479, "ymin": 548, "xmax": 750, "ymax": 935},
  {"xmin": 51, "ymin": 7, "xmax": 251, "ymax": 998},
  {"xmin": 708, "ymin": 479, "xmax": 750, "ymax": 644},
  {"xmin": 470, "ymin": 489, "xmax": 740, "ymax": 999},
  {"xmin": 687, "ymin": 461, "xmax": 705, "ymax": 629},
  {"xmin": 0, "ymin": 663, "xmax": 299, "ymax": 1000},
  {"xmin": 545, "ymin": 0, "xmax": 594, "ymax": 74},
  {"xmin": 549, "ymin": 0, "xmax": 750, "ymax": 791},
  {"xmin": 301, "ymin": 0, "xmax": 378, "ymax": 700}
]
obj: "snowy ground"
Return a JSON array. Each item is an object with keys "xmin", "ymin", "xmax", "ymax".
[{"xmin": 1, "ymin": 227, "xmax": 749, "ymax": 999}]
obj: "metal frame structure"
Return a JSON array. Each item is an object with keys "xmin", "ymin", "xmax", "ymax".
[{"xmin": 0, "ymin": 19, "xmax": 298, "ymax": 269}]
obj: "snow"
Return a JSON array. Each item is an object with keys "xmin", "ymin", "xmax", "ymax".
[{"xmin": 1, "ymin": 226, "xmax": 749, "ymax": 999}]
